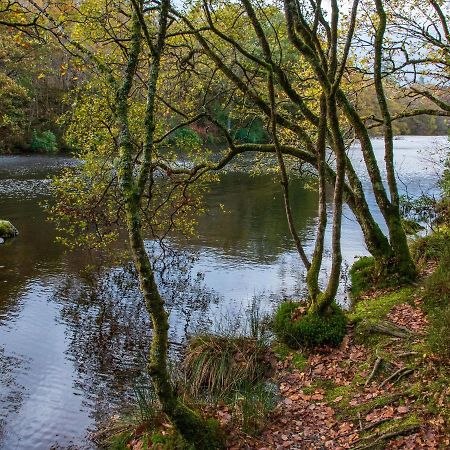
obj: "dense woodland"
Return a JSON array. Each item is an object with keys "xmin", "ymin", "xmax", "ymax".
[
  {"xmin": 0, "ymin": 0, "xmax": 449, "ymax": 449},
  {"xmin": 0, "ymin": 1, "xmax": 448, "ymax": 153}
]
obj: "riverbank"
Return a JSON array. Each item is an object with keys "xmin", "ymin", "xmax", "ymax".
[{"xmin": 102, "ymin": 230, "xmax": 449, "ymax": 449}]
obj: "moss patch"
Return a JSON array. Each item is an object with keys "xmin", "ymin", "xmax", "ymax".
[
  {"xmin": 349, "ymin": 256, "xmax": 377, "ymax": 298},
  {"xmin": 348, "ymin": 287, "xmax": 415, "ymax": 342},
  {"xmin": 0, "ymin": 220, "xmax": 18, "ymax": 238},
  {"xmin": 273, "ymin": 301, "xmax": 347, "ymax": 349}
]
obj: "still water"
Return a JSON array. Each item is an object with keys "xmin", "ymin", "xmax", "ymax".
[{"xmin": 0, "ymin": 136, "xmax": 446, "ymax": 449}]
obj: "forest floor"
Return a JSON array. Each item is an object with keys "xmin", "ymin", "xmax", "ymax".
[{"xmin": 218, "ymin": 266, "xmax": 449, "ymax": 449}]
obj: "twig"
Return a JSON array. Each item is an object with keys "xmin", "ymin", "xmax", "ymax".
[
  {"xmin": 392, "ymin": 369, "xmax": 414, "ymax": 385},
  {"xmin": 358, "ymin": 412, "xmax": 363, "ymax": 430},
  {"xmin": 365, "ymin": 356, "xmax": 383, "ymax": 386},
  {"xmin": 379, "ymin": 367, "xmax": 413, "ymax": 388},
  {"xmin": 397, "ymin": 351, "xmax": 419, "ymax": 358}
]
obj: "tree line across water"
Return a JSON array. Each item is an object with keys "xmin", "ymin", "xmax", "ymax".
[
  {"xmin": 0, "ymin": 1, "xmax": 448, "ymax": 154},
  {"xmin": 0, "ymin": 0, "xmax": 449, "ymax": 448}
]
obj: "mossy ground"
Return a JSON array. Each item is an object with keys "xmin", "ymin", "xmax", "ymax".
[{"xmin": 247, "ymin": 234, "xmax": 449, "ymax": 448}]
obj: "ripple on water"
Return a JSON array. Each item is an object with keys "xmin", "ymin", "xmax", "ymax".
[
  {"xmin": 0, "ymin": 279, "xmax": 93, "ymax": 450},
  {"xmin": 0, "ymin": 179, "xmax": 52, "ymax": 199}
]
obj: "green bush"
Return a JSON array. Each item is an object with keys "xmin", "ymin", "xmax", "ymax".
[
  {"xmin": 410, "ymin": 229, "xmax": 450, "ymax": 264},
  {"xmin": 30, "ymin": 130, "xmax": 58, "ymax": 153},
  {"xmin": 273, "ymin": 301, "xmax": 347, "ymax": 349}
]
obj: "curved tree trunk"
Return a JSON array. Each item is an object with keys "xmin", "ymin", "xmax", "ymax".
[
  {"xmin": 116, "ymin": 4, "xmax": 222, "ymax": 448},
  {"xmin": 306, "ymin": 95, "xmax": 328, "ymax": 302}
]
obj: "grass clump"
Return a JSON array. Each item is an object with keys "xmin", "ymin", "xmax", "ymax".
[
  {"xmin": 273, "ymin": 301, "xmax": 347, "ymax": 349},
  {"xmin": 182, "ymin": 334, "xmax": 269, "ymax": 397},
  {"xmin": 229, "ymin": 381, "xmax": 278, "ymax": 435}
]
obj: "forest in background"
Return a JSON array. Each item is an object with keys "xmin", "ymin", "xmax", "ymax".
[{"xmin": 0, "ymin": 11, "xmax": 448, "ymax": 154}]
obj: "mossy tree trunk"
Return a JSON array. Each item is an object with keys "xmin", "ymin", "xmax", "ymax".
[
  {"xmin": 116, "ymin": 2, "xmax": 222, "ymax": 448},
  {"xmin": 185, "ymin": 0, "xmax": 417, "ymax": 284},
  {"xmin": 306, "ymin": 95, "xmax": 328, "ymax": 301}
]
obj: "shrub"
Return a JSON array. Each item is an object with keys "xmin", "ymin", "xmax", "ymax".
[
  {"xmin": 427, "ymin": 305, "xmax": 450, "ymax": 359},
  {"xmin": 273, "ymin": 301, "xmax": 347, "ymax": 349},
  {"xmin": 422, "ymin": 242, "xmax": 450, "ymax": 358},
  {"xmin": 410, "ymin": 229, "xmax": 450, "ymax": 264},
  {"xmin": 30, "ymin": 130, "xmax": 58, "ymax": 153}
]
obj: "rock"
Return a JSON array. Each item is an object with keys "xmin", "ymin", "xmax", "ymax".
[
  {"xmin": 0, "ymin": 238, "xmax": 4, "ymax": 244},
  {"xmin": 0, "ymin": 220, "xmax": 19, "ymax": 239}
]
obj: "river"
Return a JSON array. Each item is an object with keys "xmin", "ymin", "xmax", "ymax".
[{"xmin": 0, "ymin": 136, "xmax": 446, "ymax": 449}]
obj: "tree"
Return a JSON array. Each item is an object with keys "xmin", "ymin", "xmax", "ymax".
[
  {"xmin": 9, "ymin": 0, "xmax": 222, "ymax": 446},
  {"xmin": 170, "ymin": 0, "xmax": 449, "ymax": 291}
]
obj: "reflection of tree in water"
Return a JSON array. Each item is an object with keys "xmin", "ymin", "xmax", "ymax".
[
  {"xmin": 53, "ymin": 249, "xmax": 220, "ymax": 427},
  {"xmin": 0, "ymin": 348, "xmax": 30, "ymax": 444}
]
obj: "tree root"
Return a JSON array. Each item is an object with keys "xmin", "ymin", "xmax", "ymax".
[
  {"xmin": 354, "ymin": 424, "xmax": 420, "ymax": 449},
  {"xmin": 360, "ymin": 417, "xmax": 391, "ymax": 432},
  {"xmin": 379, "ymin": 367, "xmax": 414, "ymax": 388},
  {"xmin": 368, "ymin": 320, "xmax": 416, "ymax": 338},
  {"xmin": 365, "ymin": 356, "xmax": 383, "ymax": 386},
  {"xmin": 397, "ymin": 351, "xmax": 419, "ymax": 358}
]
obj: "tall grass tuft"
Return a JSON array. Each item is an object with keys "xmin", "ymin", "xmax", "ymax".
[
  {"xmin": 133, "ymin": 380, "xmax": 160, "ymax": 423},
  {"xmin": 182, "ymin": 334, "xmax": 269, "ymax": 397},
  {"xmin": 180, "ymin": 298, "xmax": 277, "ymax": 436}
]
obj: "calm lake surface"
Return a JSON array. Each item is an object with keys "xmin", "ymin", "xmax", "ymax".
[{"xmin": 0, "ymin": 136, "xmax": 446, "ymax": 449}]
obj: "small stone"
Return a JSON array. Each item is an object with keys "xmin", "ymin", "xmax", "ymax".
[{"xmin": 0, "ymin": 238, "xmax": 4, "ymax": 244}]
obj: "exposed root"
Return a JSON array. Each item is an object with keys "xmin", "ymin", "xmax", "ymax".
[
  {"xmin": 365, "ymin": 356, "xmax": 383, "ymax": 386},
  {"xmin": 354, "ymin": 424, "xmax": 420, "ymax": 449},
  {"xmin": 368, "ymin": 320, "xmax": 417, "ymax": 338},
  {"xmin": 379, "ymin": 367, "xmax": 414, "ymax": 388}
]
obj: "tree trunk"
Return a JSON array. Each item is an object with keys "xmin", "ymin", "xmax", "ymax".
[
  {"xmin": 116, "ymin": 5, "xmax": 222, "ymax": 448},
  {"xmin": 309, "ymin": 93, "xmax": 346, "ymax": 313}
]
